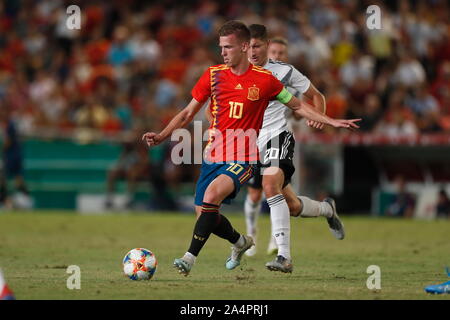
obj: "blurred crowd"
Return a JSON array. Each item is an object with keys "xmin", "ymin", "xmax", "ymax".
[{"xmin": 0, "ymin": 0, "xmax": 449, "ymax": 140}]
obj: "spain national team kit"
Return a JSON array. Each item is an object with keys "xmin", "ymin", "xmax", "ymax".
[{"xmin": 191, "ymin": 63, "xmax": 291, "ymax": 205}]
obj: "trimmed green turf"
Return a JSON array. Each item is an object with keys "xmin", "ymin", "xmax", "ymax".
[{"xmin": 0, "ymin": 211, "xmax": 448, "ymax": 300}]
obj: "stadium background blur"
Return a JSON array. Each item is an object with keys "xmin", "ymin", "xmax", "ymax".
[{"xmin": 0, "ymin": 0, "xmax": 449, "ymax": 218}]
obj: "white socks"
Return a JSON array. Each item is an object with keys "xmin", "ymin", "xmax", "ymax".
[
  {"xmin": 267, "ymin": 194, "xmax": 291, "ymax": 260},
  {"xmin": 298, "ymin": 196, "xmax": 333, "ymax": 218},
  {"xmin": 244, "ymin": 194, "xmax": 262, "ymax": 238},
  {"xmin": 183, "ymin": 252, "xmax": 196, "ymax": 265},
  {"xmin": 234, "ymin": 234, "xmax": 246, "ymax": 248}
]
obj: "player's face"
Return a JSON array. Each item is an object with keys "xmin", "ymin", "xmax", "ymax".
[
  {"xmin": 219, "ymin": 34, "xmax": 248, "ymax": 67},
  {"xmin": 268, "ymin": 42, "xmax": 288, "ymax": 62},
  {"xmin": 248, "ymin": 38, "xmax": 269, "ymax": 66}
]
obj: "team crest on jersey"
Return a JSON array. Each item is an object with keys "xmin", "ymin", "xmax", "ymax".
[{"xmin": 247, "ymin": 86, "xmax": 259, "ymax": 101}]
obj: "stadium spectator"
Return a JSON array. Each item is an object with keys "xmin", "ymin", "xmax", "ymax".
[
  {"xmin": 108, "ymin": 26, "xmax": 134, "ymax": 67},
  {"xmin": 339, "ymin": 50, "xmax": 374, "ymax": 88},
  {"xmin": 405, "ymin": 85, "xmax": 442, "ymax": 132},
  {"xmin": 391, "ymin": 51, "xmax": 426, "ymax": 88},
  {"xmin": 430, "ymin": 61, "xmax": 450, "ymax": 117},
  {"xmin": 353, "ymin": 93, "xmax": 382, "ymax": 132},
  {"xmin": 323, "ymin": 80, "xmax": 348, "ymax": 120},
  {"xmin": 129, "ymin": 28, "xmax": 161, "ymax": 72},
  {"xmin": 374, "ymin": 91, "xmax": 418, "ymax": 137},
  {"xmin": 385, "ymin": 175, "xmax": 415, "ymax": 218},
  {"xmin": 436, "ymin": 188, "xmax": 450, "ymax": 219},
  {"xmin": 406, "ymin": 85, "xmax": 440, "ymax": 116},
  {"xmin": 0, "ymin": 0, "xmax": 447, "ymax": 140}
]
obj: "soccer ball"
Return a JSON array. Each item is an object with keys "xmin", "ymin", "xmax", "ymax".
[{"xmin": 122, "ymin": 248, "xmax": 157, "ymax": 280}]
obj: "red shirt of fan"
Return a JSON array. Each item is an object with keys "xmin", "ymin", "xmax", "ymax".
[{"xmin": 191, "ymin": 63, "xmax": 284, "ymax": 163}]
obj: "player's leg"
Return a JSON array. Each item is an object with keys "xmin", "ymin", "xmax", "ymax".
[
  {"xmin": 281, "ymin": 184, "xmax": 302, "ymax": 217},
  {"xmin": 244, "ymin": 179, "xmax": 263, "ymax": 256},
  {"xmin": 176, "ymin": 174, "xmax": 253, "ymax": 274},
  {"xmin": 125, "ymin": 167, "xmax": 140, "ymax": 209},
  {"xmin": 195, "ymin": 205, "xmax": 202, "ymax": 219},
  {"xmin": 0, "ymin": 171, "xmax": 7, "ymax": 206},
  {"xmin": 261, "ymin": 131, "xmax": 295, "ymax": 272},
  {"xmin": 173, "ymin": 204, "xmax": 202, "ymax": 275},
  {"xmin": 14, "ymin": 175, "xmax": 28, "ymax": 196},
  {"xmin": 175, "ymin": 163, "xmax": 254, "ymax": 275},
  {"xmin": 262, "ymin": 167, "xmax": 292, "ymax": 272},
  {"xmin": 105, "ymin": 168, "xmax": 122, "ymax": 209},
  {"xmin": 266, "ymin": 225, "xmax": 278, "ymax": 255},
  {"xmin": 282, "ymin": 184, "xmax": 345, "ymax": 240},
  {"xmin": 203, "ymin": 174, "xmax": 254, "ymax": 269},
  {"xmin": 175, "ymin": 173, "xmax": 236, "ymax": 275},
  {"xmin": 265, "ymin": 183, "xmax": 302, "ymax": 256},
  {"xmin": 212, "ymin": 163, "xmax": 256, "ymax": 269},
  {"xmin": 245, "ymin": 187, "xmax": 263, "ymax": 236}
]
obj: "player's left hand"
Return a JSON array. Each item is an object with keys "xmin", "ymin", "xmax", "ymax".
[
  {"xmin": 330, "ymin": 118, "xmax": 362, "ymax": 130},
  {"xmin": 307, "ymin": 120, "xmax": 324, "ymax": 130}
]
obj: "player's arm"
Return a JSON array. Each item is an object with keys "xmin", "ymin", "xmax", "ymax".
[
  {"xmin": 277, "ymin": 88, "xmax": 360, "ymax": 130},
  {"xmin": 142, "ymin": 98, "xmax": 203, "ymax": 147},
  {"xmin": 143, "ymin": 66, "xmax": 212, "ymax": 147},
  {"xmin": 303, "ymin": 83, "xmax": 326, "ymax": 114},
  {"xmin": 288, "ymin": 67, "xmax": 326, "ymax": 128},
  {"xmin": 302, "ymin": 84, "xmax": 326, "ymax": 129}
]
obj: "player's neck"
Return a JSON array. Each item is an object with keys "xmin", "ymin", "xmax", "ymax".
[
  {"xmin": 258, "ymin": 57, "xmax": 269, "ymax": 67},
  {"xmin": 230, "ymin": 59, "xmax": 251, "ymax": 76}
]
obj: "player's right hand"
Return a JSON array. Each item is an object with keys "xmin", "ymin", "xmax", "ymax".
[
  {"xmin": 307, "ymin": 120, "xmax": 325, "ymax": 130},
  {"xmin": 141, "ymin": 132, "xmax": 162, "ymax": 147}
]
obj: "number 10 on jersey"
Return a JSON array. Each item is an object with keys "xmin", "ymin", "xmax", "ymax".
[{"xmin": 229, "ymin": 101, "xmax": 244, "ymax": 119}]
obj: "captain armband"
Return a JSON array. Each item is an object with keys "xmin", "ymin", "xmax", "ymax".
[{"xmin": 276, "ymin": 87, "xmax": 293, "ymax": 104}]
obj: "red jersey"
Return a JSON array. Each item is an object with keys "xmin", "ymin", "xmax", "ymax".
[{"xmin": 191, "ymin": 63, "xmax": 284, "ymax": 163}]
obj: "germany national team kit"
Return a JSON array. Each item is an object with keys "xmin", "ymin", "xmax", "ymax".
[{"xmin": 247, "ymin": 59, "xmax": 311, "ymax": 189}]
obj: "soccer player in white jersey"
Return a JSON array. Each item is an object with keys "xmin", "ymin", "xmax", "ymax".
[
  {"xmin": 267, "ymin": 37, "xmax": 289, "ymax": 62},
  {"xmin": 243, "ymin": 24, "xmax": 345, "ymax": 272}
]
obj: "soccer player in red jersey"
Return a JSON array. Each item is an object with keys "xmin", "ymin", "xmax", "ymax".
[{"xmin": 142, "ymin": 21, "xmax": 360, "ymax": 276}]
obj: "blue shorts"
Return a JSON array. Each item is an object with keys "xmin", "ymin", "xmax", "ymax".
[{"xmin": 194, "ymin": 162, "xmax": 255, "ymax": 206}]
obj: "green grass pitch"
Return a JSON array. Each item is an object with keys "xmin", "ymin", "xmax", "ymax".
[{"xmin": 0, "ymin": 211, "xmax": 448, "ymax": 300}]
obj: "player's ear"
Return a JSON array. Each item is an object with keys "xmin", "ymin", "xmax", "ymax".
[{"xmin": 241, "ymin": 41, "xmax": 249, "ymax": 53}]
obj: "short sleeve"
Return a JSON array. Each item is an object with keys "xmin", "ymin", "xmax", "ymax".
[
  {"xmin": 191, "ymin": 68, "xmax": 211, "ymax": 103},
  {"xmin": 288, "ymin": 68, "xmax": 311, "ymax": 95},
  {"xmin": 267, "ymin": 74, "xmax": 284, "ymax": 100}
]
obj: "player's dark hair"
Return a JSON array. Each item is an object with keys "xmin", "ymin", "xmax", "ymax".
[
  {"xmin": 218, "ymin": 20, "xmax": 250, "ymax": 43},
  {"xmin": 249, "ymin": 24, "xmax": 268, "ymax": 41},
  {"xmin": 270, "ymin": 37, "xmax": 289, "ymax": 46}
]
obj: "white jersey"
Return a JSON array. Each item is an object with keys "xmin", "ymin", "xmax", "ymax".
[{"xmin": 257, "ymin": 59, "xmax": 311, "ymax": 149}]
